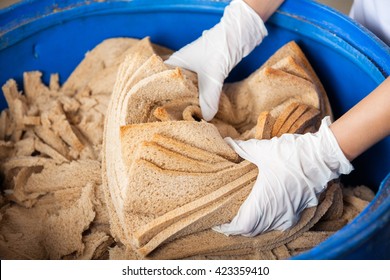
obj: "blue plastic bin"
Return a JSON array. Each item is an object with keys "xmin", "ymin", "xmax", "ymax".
[{"xmin": 0, "ymin": 0, "xmax": 389, "ymax": 259}]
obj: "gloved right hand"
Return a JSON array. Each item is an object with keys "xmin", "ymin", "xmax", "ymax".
[
  {"xmin": 165, "ymin": 0, "xmax": 269, "ymax": 121},
  {"xmin": 213, "ymin": 117, "xmax": 354, "ymax": 236}
]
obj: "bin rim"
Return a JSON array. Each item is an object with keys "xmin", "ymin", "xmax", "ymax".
[{"xmin": 1, "ymin": 0, "xmax": 390, "ymax": 76}]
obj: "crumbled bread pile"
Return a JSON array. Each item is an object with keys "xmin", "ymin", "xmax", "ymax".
[
  {"xmin": 0, "ymin": 37, "xmax": 375, "ymax": 260},
  {"xmin": 0, "ymin": 38, "xmax": 149, "ymax": 259}
]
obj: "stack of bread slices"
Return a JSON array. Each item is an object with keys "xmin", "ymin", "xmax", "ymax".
[
  {"xmin": 0, "ymin": 37, "xmax": 373, "ymax": 260},
  {"xmin": 102, "ymin": 37, "xmax": 345, "ymax": 259}
]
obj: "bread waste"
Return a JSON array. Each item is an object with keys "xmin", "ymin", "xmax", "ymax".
[
  {"xmin": 102, "ymin": 37, "xmax": 365, "ymax": 259},
  {"xmin": 0, "ymin": 37, "xmax": 374, "ymax": 259}
]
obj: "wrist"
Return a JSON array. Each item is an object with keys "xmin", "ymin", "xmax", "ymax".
[
  {"xmin": 316, "ymin": 117, "xmax": 354, "ymax": 176},
  {"xmin": 243, "ymin": 0, "xmax": 284, "ymax": 22},
  {"xmin": 222, "ymin": 0, "xmax": 268, "ymax": 63}
]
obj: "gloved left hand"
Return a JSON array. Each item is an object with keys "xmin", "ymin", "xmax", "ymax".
[
  {"xmin": 213, "ymin": 117, "xmax": 354, "ymax": 236},
  {"xmin": 165, "ymin": 0, "xmax": 268, "ymax": 121}
]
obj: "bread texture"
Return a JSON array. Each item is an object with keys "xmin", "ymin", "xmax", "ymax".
[
  {"xmin": 0, "ymin": 37, "xmax": 370, "ymax": 260},
  {"xmin": 0, "ymin": 38, "xmax": 161, "ymax": 259},
  {"xmin": 101, "ymin": 38, "xmax": 344, "ymax": 259}
]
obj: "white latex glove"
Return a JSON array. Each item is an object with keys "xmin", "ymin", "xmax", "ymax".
[
  {"xmin": 213, "ymin": 117, "xmax": 354, "ymax": 236},
  {"xmin": 165, "ymin": 0, "xmax": 268, "ymax": 121}
]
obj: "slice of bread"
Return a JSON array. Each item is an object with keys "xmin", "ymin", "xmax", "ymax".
[
  {"xmin": 134, "ymin": 173, "xmax": 256, "ymax": 256},
  {"xmin": 254, "ymin": 111, "xmax": 275, "ymax": 140},
  {"xmin": 258, "ymin": 41, "xmax": 332, "ymax": 119},
  {"xmin": 102, "ymin": 38, "xmax": 160, "ymax": 247},
  {"xmin": 147, "ymin": 181, "xmax": 338, "ymax": 259},
  {"xmin": 136, "ymin": 141, "xmax": 236, "ymax": 173},
  {"xmin": 288, "ymin": 107, "xmax": 321, "ymax": 134},
  {"xmin": 276, "ymin": 103, "xmax": 310, "ymax": 137},
  {"xmin": 271, "ymin": 102, "xmax": 300, "ymax": 137}
]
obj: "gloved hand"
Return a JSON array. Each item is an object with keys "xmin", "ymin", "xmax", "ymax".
[
  {"xmin": 165, "ymin": 0, "xmax": 268, "ymax": 121},
  {"xmin": 213, "ymin": 117, "xmax": 354, "ymax": 236}
]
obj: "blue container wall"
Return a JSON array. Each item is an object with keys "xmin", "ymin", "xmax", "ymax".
[{"xmin": 0, "ymin": 0, "xmax": 389, "ymax": 259}]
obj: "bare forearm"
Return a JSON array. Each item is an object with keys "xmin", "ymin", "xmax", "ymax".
[
  {"xmin": 330, "ymin": 76, "xmax": 390, "ymax": 161},
  {"xmin": 244, "ymin": 0, "xmax": 284, "ymax": 21}
]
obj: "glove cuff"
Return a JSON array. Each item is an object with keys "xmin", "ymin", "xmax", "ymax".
[
  {"xmin": 318, "ymin": 116, "xmax": 354, "ymax": 176},
  {"xmin": 222, "ymin": 0, "xmax": 268, "ymax": 61}
]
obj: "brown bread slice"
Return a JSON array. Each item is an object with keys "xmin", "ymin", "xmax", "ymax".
[
  {"xmin": 101, "ymin": 39, "xmax": 340, "ymax": 260},
  {"xmin": 276, "ymin": 103, "xmax": 310, "ymax": 137},
  {"xmin": 120, "ymin": 121, "xmax": 238, "ymax": 173},
  {"xmin": 62, "ymin": 37, "xmax": 140, "ymax": 94},
  {"xmin": 271, "ymin": 102, "xmax": 300, "ymax": 137},
  {"xmin": 122, "ymin": 158, "xmax": 254, "ymax": 217},
  {"xmin": 34, "ymin": 138, "xmax": 69, "ymax": 163},
  {"xmin": 147, "ymin": 181, "xmax": 338, "ymax": 259},
  {"xmin": 210, "ymin": 118, "xmax": 241, "ymax": 139},
  {"xmin": 34, "ymin": 125, "xmax": 69, "ymax": 159},
  {"xmin": 137, "ymin": 141, "xmax": 236, "ymax": 173},
  {"xmin": 286, "ymin": 231, "xmax": 334, "ymax": 251},
  {"xmin": 311, "ymin": 219, "xmax": 348, "ymax": 231},
  {"xmin": 123, "ymin": 68, "xmax": 198, "ymax": 124},
  {"xmin": 343, "ymin": 195, "xmax": 369, "ymax": 212},
  {"xmin": 258, "ymin": 41, "xmax": 332, "ymax": 119},
  {"xmin": 2, "ymin": 80, "xmax": 27, "ymax": 141},
  {"xmin": 216, "ymin": 42, "xmax": 325, "ymax": 133},
  {"xmin": 23, "ymin": 160, "xmax": 101, "ymax": 194},
  {"xmin": 0, "ymin": 110, "xmax": 9, "ymax": 141},
  {"xmin": 135, "ymin": 180, "xmax": 255, "ymax": 256},
  {"xmin": 343, "ymin": 185, "xmax": 375, "ymax": 202},
  {"xmin": 117, "ymin": 54, "xmax": 170, "ymax": 125},
  {"xmin": 254, "ymin": 111, "xmax": 275, "ymax": 140},
  {"xmin": 271, "ymin": 55, "xmax": 311, "ymax": 81},
  {"xmin": 133, "ymin": 169, "xmax": 257, "ymax": 252},
  {"xmin": 103, "ymin": 39, "xmax": 164, "ymax": 240},
  {"xmin": 151, "ymin": 134, "xmax": 235, "ymax": 164},
  {"xmin": 288, "ymin": 107, "xmax": 321, "ymax": 134},
  {"xmin": 222, "ymin": 67, "xmax": 320, "ymax": 133},
  {"xmin": 272, "ymin": 245, "xmax": 291, "ymax": 260},
  {"xmin": 320, "ymin": 180, "xmax": 343, "ymax": 221},
  {"xmin": 182, "ymin": 105, "xmax": 202, "ymax": 121}
]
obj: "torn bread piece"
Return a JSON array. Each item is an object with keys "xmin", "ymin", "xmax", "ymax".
[
  {"xmin": 34, "ymin": 125, "xmax": 69, "ymax": 159},
  {"xmin": 0, "ymin": 110, "xmax": 9, "ymax": 140},
  {"xmin": 23, "ymin": 71, "xmax": 51, "ymax": 103},
  {"xmin": 34, "ymin": 138, "xmax": 69, "ymax": 163},
  {"xmin": 0, "ymin": 140, "xmax": 14, "ymax": 160},
  {"xmin": 2, "ymin": 80, "xmax": 27, "ymax": 141},
  {"xmin": 62, "ymin": 37, "xmax": 140, "ymax": 95}
]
